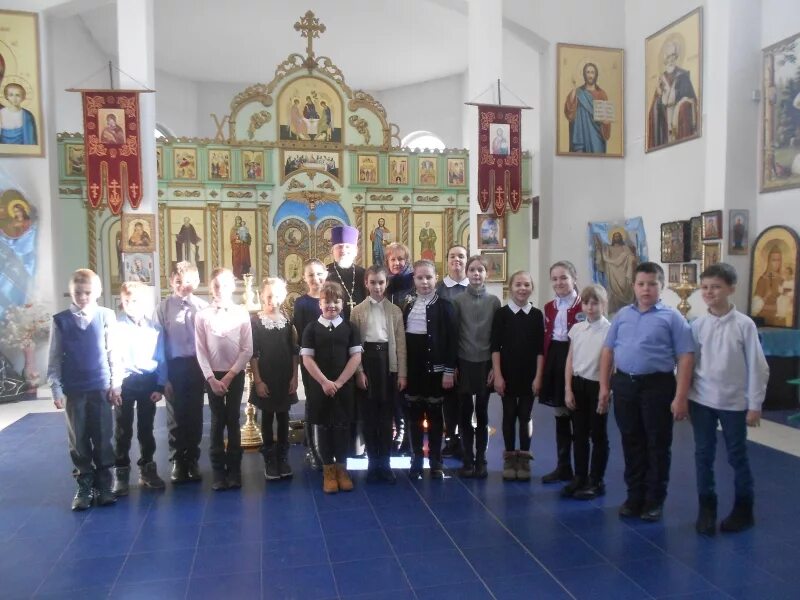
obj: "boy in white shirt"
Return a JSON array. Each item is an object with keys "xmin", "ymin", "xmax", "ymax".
[{"xmin": 690, "ymin": 263, "xmax": 769, "ymax": 535}]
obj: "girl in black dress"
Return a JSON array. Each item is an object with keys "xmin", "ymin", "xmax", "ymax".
[
  {"xmin": 300, "ymin": 282, "xmax": 362, "ymax": 493},
  {"xmin": 251, "ymin": 277, "xmax": 299, "ymax": 481}
]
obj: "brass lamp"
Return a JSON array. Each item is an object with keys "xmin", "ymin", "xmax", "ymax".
[{"xmin": 669, "ymin": 270, "xmax": 698, "ymax": 319}]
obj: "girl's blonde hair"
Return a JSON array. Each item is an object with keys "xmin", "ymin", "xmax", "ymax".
[
  {"xmin": 508, "ymin": 270, "xmax": 534, "ymax": 290},
  {"xmin": 261, "ymin": 277, "xmax": 288, "ymax": 304},
  {"xmin": 579, "ymin": 284, "xmax": 608, "ymax": 308}
]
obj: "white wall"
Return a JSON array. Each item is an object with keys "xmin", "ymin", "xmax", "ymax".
[{"xmin": 372, "ymin": 73, "xmax": 465, "ymax": 147}]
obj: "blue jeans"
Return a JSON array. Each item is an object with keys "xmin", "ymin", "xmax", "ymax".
[{"xmin": 689, "ymin": 401, "xmax": 753, "ymax": 501}]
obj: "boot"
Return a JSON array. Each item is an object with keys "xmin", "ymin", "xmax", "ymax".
[
  {"xmin": 720, "ymin": 497, "xmax": 754, "ymax": 533},
  {"xmin": 186, "ymin": 460, "xmax": 203, "ymax": 482},
  {"xmin": 573, "ymin": 478, "xmax": 605, "ymax": 500},
  {"xmin": 71, "ymin": 473, "xmax": 94, "ymax": 511},
  {"xmin": 94, "ymin": 468, "xmax": 117, "ymax": 506},
  {"xmin": 139, "ymin": 462, "xmax": 166, "ymax": 489},
  {"xmin": 542, "ymin": 416, "xmax": 573, "ymax": 483},
  {"xmin": 278, "ymin": 444, "xmax": 293, "ymax": 479},
  {"xmin": 696, "ymin": 494, "xmax": 717, "ymax": 536},
  {"xmin": 408, "ymin": 456, "xmax": 424, "ymax": 480},
  {"xmin": 112, "ymin": 466, "xmax": 130, "ymax": 497},
  {"xmin": 170, "ymin": 460, "xmax": 188, "ymax": 484},
  {"xmin": 502, "ymin": 451, "xmax": 518, "ymax": 481},
  {"xmin": 335, "ymin": 463, "xmax": 354, "ymax": 492},
  {"xmin": 322, "ymin": 464, "xmax": 339, "ymax": 493},
  {"xmin": 429, "ymin": 459, "xmax": 445, "ymax": 480},
  {"xmin": 561, "ymin": 476, "xmax": 586, "ymax": 498},
  {"xmin": 474, "ymin": 453, "xmax": 488, "ymax": 479},
  {"xmin": 378, "ymin": 457, "xmax": 396, "ymax": 484},
  {"xmin": 211, "ymin": 469, "xmax": 228, "ymax": 491},
  {"xmin": 516, "ymin": 451, "xmax": 533, "ymax": 481},
  {"xmin": 263, "ymin": 446, "xmax": 280, "ymax": 481}
]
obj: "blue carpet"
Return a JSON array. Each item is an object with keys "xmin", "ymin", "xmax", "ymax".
[{"xmin": 1, "ymin": 401, "xmax": 798, "ymax": 599}]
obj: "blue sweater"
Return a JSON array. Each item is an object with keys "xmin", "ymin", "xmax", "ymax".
[{"xmin": 53, "ymin": 308, "xmax": 114, "ymax": 394}]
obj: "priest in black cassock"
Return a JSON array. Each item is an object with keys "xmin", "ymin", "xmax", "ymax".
[{"xmin": 326, "ymin": 225, "xmax": 367, "ymax": 321}]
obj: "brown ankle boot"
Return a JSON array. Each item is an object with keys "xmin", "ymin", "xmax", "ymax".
[
  {"xmin": 322, "ymin": 464, "xmax": 339, "ymax": 494},
  {"xmin": 335, "ymin": 463, "xmax": 354, "ymax": 492},
  {"xmin": 516, "ymin": 451, "xmax": 533, "ymax": 481}
]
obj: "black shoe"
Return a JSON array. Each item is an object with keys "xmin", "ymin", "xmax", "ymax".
[
  {"xmin": 720, "ymin": 498, "xmax": 754, "ymax": 533},
  {"xmin": 429, "ymin": 461, "xmax": 445, "ymax": 480},
  {"xmin": 139, "ymin": 462, "xmax": 166, "ymax": 489},
  {"xmin": 619, "ymin": 498, "xmax": 644, "ymax": 518},
  {"xmin": 573, "ymin": 481, "xmax": 606, "ymax": 500},
  {"xmin": 305, "ymin": 448, "xmax": 322, "ymax": 471},
  {"xmin": 378, "ymin": 466, "xmax": 397, "ymax": 484},
  {"xmin": 278, "ymin": 457, "xmax": 293, "ymax": 479},
  {"xmin": 71, "ymin": 475, "xmax": 94, "ymax": 511},
  {"xmin": 170, "ymin": 461, "xmax": 189, "ymax": 484},
  {"xmin": 226, "ymin": 470, "xmax": 242, "ymax": 489},
  {"xmin": 212, "ymin": 470, "xmax": 228, "ymax": 491},
  {"xmin": 560, "ymin": 477, "xmax": 586, "ymax": 498},
  {"xmin": 640, "ymin": 503, "xmax": 663, "ymax": 522},
  {"xmin": 264, "ymin": 458, "xmax": 280, "ymax": 481},
  {"xmin": 474, "ymin": 461, "xmax": 488, "ymax": 479},
  {"xmin": 366, "ymin": 468, "xmax": 381, "ymax": 484},
  {"xmin": 112, "ymin": 466, "xmax": 130, "ymax": 497},
  {"xmin": 186, "ymin": 461, "xmax": 203, "ymax": 482},
  {"xmin": 94, "ymin": 469, "xmax": 117, "ymax": 506},
  {"xmin": 441, "ymin": 438, "xmax": 462, "ymax": 459},
  {"xmin": 458, "ymin": 463, "xmax": 475, "ymax": 478},
  {"xmin": 542, "ymin": 466, "xmax": 573, "ymax": 484},
  {"xmin": 94, "ymin": 487, "xmax": 117, "ymax": 507},
  {"xmin": 408, "ymin": 458, "xmax": 423, "ymax": 480},
  {"xmin": 696, "ymin": 495, "xmax": 717, "ymax": 536}
]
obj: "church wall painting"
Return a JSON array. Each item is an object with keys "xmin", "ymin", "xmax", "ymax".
[
  {"xmin": 242, "ymin": 149, "xmax": 266, "ymax": 181},
  {"xmin": 412, "ymin": 212, "xmax": 444, "ymax": 275},
  {"xmin": 278, "ymin": 76, "xmax": 343, "ymax": 143},
  {"xmin": 702, "ymin": 241, "xmax": 721, "ymax": 273},
  {"xmin": 389, "ymin": 156, "xmax": 408, "ymax": 185},
  {"xmin": 447, "ymin": 158, "xmax": 466, "ymax": 186},
  {"xmin": 222, "ymin": 209, "xmax": 256, "ymax": 280},
  {"xmin": 556, "ymin": 43, "xmax": 624, "ymax": 157},
  {"xmin": 728, "ymin": 209, "xmax": 749, "ymax": 256},
  {"xmin": 690, "ymin": 216, "xmax": 702, "ymax": 259},
  {"xmin": 174, "ymin": 148, "xmax": 197, "ymax": 180},
  {"xmin": 65, "ymin": 143, "xmax": 85, "ymax": 177},
  {"xmin": 761, "ymin": 31, "xmax": 800, "ymax": 193},
  {"xmin": 0, "ymin": 10, "xmax": 44, "ymax": 157},
  {"xmin": 477, "ymin": 213, "xmax": 505, "ymax": 250},
  {"xmin": 417, "ymin": 156, "xmax": 438, "ymax": 186},
  {"xmin": 121, "ymin": 213, "xmax": 156, "ymax": 253},
  {"xmin": 122, "ymin": 252, "xmax": 154, "ymax": 285},
  {"xmin": 588, "ymin": 217, "xmax": 648, "ymax": 315},
  {"xmin": 168, "ymin": 207, "xmax": 206, "ymax": 284},
  {"xmin": 644, "ymin": 8, "xmax": 703, "ymax": 153},
  {"xmin": 365, "ymin": 212, "xmax": 399, "ymax": 268},
  {"xmin": 482, "ymin": 250, "xmax": 507, "ymax": 283},
  {"xmin": 749, "ymin": 225, "xmax": 798, "ymax": 329},
  {"xmin": 701, "ymin": 210, "xmax": 722, "ymax": 240},
  {"xmin": 357, "ymin": 154, "xmax": 379, "ymax": 185},
  {"xmin": 282, "ymin": 149, "xmax": 341, "ymax": 183},
  {"xmin": 208, "ymin": 149, "xmax": 231, "ymax": 181}
]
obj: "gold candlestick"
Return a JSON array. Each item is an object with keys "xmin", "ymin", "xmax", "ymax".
[
  {"xmin": 240, "ymin": 299, "xmax": 263, "ymax": 450},
  {"xmin": 669, "ymin": 272, "xmax": 698, "ymax": 319}
]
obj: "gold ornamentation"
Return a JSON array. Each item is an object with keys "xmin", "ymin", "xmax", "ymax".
[
  {"xmin": 158, "ymin": 202, "xmax": 168, "ymax": 289},
  {"xmin": 174, "ymin": 190, "xmax": 202, "ymax": 198},
  {"xmin": 85, "ymin": 202, "xmax": 97, "ymax": 273},
  {"xmin": 248, "ymin": 110, "xmax": 271, "ymax": 140},
  {"xmin": 260, "ymin": 192, "xmax": 269, "ymax": 200},
  {"xmin": 448, "ymin": 196, "xmax": 455, "ymax": 203},
  {"xmin": 353, "ymin": 206, "xmax": 364, "ymax": 241},
  {"xmin": 445, "ymin": 207, "xmax": 456, "ymax": 251},
  {"xmin": 59, "ymin": 187, "xmax": 82, "ymax": 195},
  {"xmin": 226, "ymin": 191, "xmax": 253, "ymax": 199},
  {"xmin": 369, "ymin": 194, "xmax": 393, "ymax": 202},
  {"xmin": 317, "ymin": 180, "xmax": 335, "ymax": 191},
  {"xmin": 157, "ymin": 189, "xmax": 164, "ymax": 197},
  {"xmin": 208, "ymin": 203, "xmax": 220, "ymax": 270},
  {"xmin": 399, "ymin": 207, "xmax": 411, "ymax": 246},
  {"xmin": 354, "ymin": 194, "xmax": 363, "ymax": 202},
  {"xmin": 259, "ymin": 204, "xmax": 270, "ymax": 277},
  {"xmin": 210, "ymin": 114, "xmax": 229, "ymax": 142},
  {"xmin": 288, "ymin": 179, "xmax": 306, "ymax": 190},
  {"xmin": 402, "ymin": 195, "xmax": 411, "ymax": 203},
  {"xmin": 417, "ymin": 195, "xmax": 440, "ymax": 203},
  {"xmin": 294, "ymin": 10, "xmax": 326, "ymax": 65},
  {"xmin": 348, "ymin": 115, "xmax": 371, "ymax": 144},
  {"xmin": 209, "ymin": 190, "xmax": 219, "ymax": 198}
]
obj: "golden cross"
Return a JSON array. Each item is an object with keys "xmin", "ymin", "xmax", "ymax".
[{"xmin": 294, "ymin": 10, "xmax": 326, "ymax": 62}]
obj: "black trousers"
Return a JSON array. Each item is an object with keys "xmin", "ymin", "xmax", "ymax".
[
  {"xmin": 442, "ymin": 388, "xmax": 460, "ymax": 440},
  {"xmin": 360, "ymin": 343, "xmax": 395, "ymax": 462},
  {"xmin": 207, "ymin": 370, "xmax": 245, "ymax": 472},
  {"xmin": 459, "ymin": 391, "xmax": 490, "ymax": 463},
  {"xmin": 114, "ymin": 373, "xmax": 158, "ymax": 467},
  {"xmin": 316, "ymin": 425, "xmax": 350, "ymax": 464},
  {"xmin": 406, "ymin": 399, "xmax": 444, "ymax": 466},
  {"xmin": 571, "ymin": 376, "xmax": 609, "ymax": 482},
  {"xmin": 261, "ymin": 411, "xmax": 289, "ymax": 451},
  {"xmin": 166, "ymin": 357, "xmax": 205, "ymax": 463},
  {"xmin": 501, "ymin": 395, "xmax": 534, "ymax": 452},
  {"xmin": 64, "ymin": 390, "xmax": 115, "ymax": 477},
  {"xmin": 612, "ymin": 371, "xmax": 676, "ymax": 505}
]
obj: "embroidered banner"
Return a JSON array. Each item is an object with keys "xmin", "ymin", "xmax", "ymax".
[
  {"xmin": 477, "ymin": 105, "xmax": 521, "ymax": 216},
  {"xmin": 82, "ymin": 91, "xmax": 142, "ymax": 214}
]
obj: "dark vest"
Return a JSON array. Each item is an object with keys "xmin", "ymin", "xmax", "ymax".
[{"xmin": 54, "ymin": 309, "xmax": 112, "ymax": 393}]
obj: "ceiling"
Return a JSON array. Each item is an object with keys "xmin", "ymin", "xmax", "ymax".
[{"xmin": 64, "ymin": 0, "xmax": 472, "ymax": 91}]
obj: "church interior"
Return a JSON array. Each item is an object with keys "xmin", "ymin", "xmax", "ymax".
[{"xmin": 1, "ymin": 0, "xmax": 799, "ymax": 598}]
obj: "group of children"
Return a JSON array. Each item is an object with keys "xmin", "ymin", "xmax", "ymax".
[{"xmin": 47, "ymin": 225, "xmax": 769, "ymax": 536}]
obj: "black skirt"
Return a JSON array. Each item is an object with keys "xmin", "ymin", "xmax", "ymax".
[
  {"xmin": 539, "ymin": 340, "xmax": 570, "ymax": 408},
  {"xmin": 405, "ymin": 333, "xmax": 444, "ymax": 399}
]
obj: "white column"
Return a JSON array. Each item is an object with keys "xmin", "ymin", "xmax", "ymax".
[{"xmin": 117, "ymin": 0, "xmax": 159, "ymax": 296}]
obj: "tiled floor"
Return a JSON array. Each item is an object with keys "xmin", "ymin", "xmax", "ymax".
[{"xmin": 1, "ymin": 400, "xmax": 799, "ymax": 599}]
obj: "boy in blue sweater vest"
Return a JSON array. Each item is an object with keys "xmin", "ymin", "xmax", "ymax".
[{"xmin": 47, "ymin": 269, "xmax": 124, "ymax": 511}]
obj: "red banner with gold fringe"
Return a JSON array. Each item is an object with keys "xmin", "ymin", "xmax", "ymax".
[
  {"xmin": 82, "ymin": 91, "xmax": 142, "ymax": 214},
  {"xmin": 477, "ymin": 105, "xmax": 521, "ymax": 217}
]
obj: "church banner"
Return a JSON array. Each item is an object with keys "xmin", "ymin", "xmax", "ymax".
[
  {"xmin": 477, "ymin": 105, "xmax": 521, "ymax": 216},
  {"xmin": 82, "ymin": 91, "xmax": 142, "ymax": 214}
]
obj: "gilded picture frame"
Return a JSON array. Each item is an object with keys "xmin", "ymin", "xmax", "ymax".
[
  {"xmin": 690, "ymin": 216, "xmax": 703, "ymax": 260},
  {"xmin": 761, "ymin": 32, "xmax": 800, "ymax": 193},
  {"xmin": 167, "ymin": 207, "xmax": 206, "ymax": 284},
  {"xmin": 446, "ymin": 157, "xmax": 467, "ymax": 186},
  {"xmin": 556, "ymin": 43, "xmax": 625, "ymax": 157},
  {"xmin": 122, "ymin": 252, "xmax": 155, "ymax": 285},
  {"xmin": 0, "ymin": 10, "xmax": 44, "ymax": 157},
  {"xmin": 749, "ymin": 225, "xmax": 799, "ymax": 328},
  {"xmin": 660, "ymin": 220, "xmax": 690, "ymax": 263},
  {"xmin": 221, "ymin": 208, "xmax": 257, "ymax": 280},
  {"xmin": 701, "ymin": 210, "xmax": 722, "ymax": 241},
  {"xmin": 668, "ymin": 263, "xmax": 682, "ymax": 285},
  {"xmin": 357, "ymin": 154, "xmax": 379, "ymax": 185},
  {"xmin": 644, "ymin": 7, "xmax": 703, "ymax": 153},
  {"xmin": 173, "ymin": 148, "xmax": 197, "ymax": 180},
  {"xmin": 281, "ymin": 149, "xmax": 341, "ymax": 184},
  {"xmin": 208, "ymin": 149, "xmax": 231, "ymax": 180},
  {"xmin": 477, "ymin": 213, "xmax": 505, "ymax": 250},
  {"xmin": 242, "ymin": 149, "xmax": 265, "ymax": 181},
  {"xmin": 482, "ymin": 251, "xmax": 507, "ymax": 283},
  {"xmin": 278, "ymin": 76, "xmax": 343, "ymax": 143},
  {"xmin": 121, "ymin": 213, "xmax": 156, "ymax": 253},
  {"xmin": 683, "ymin": 262, "xmax": 698, "ymax": 284},
  {"xmin": 702, "ymin": 241, "xmax": 722, "ymax": 273},
  {"xmin": 417, "ymin": 156, "xmax": 438, "ymax": 186},
  {"xmin": 364, "ymin": 212, "xmax": 399, "ymax": 268},
  {"xmin": 412, "ymin": 212, "xmax": 444, "ymax": 274},
  {"xmin": 728, "ymin": 209, "xmax": 750, "ymax": 256},
  {"xmin": 388, "ymin": 156, "xmax": 408, "ymax": 185},
  {"xmin": 64, "ymin": 143, "xmax": 85, "ymax": 177}
]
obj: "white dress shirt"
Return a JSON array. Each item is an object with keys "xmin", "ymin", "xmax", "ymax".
[{"xmin": 568, "ymin": 317, "xmax": 610, "ymax": 381}]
